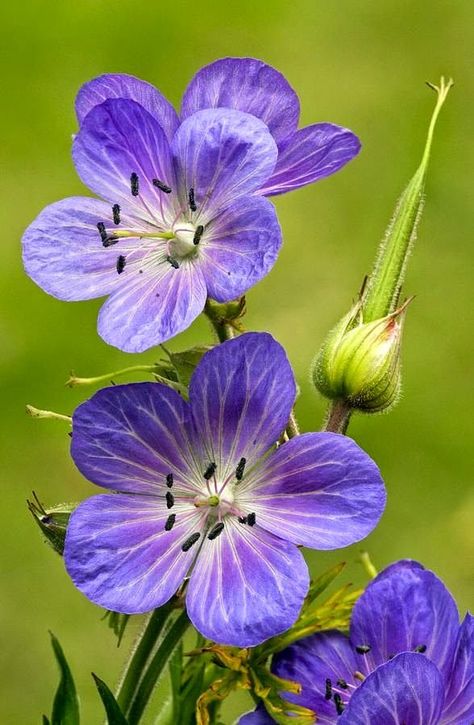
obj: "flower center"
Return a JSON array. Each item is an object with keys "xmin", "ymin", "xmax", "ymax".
[{"xmin": 169, "ymin": 221, "xmax": 198, "ymax": 259}]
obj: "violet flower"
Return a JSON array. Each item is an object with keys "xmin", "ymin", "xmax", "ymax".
[
  {"xmin": 243, "ymin": 560, "xmax": 473, "ymax": 722},
  {"xmin": 22, "ymin": 58, "xmax": 360, "ymax": 352},
  {"xmin": 64, "ymin": 333, "xmax": 385, "ymax": 646}
]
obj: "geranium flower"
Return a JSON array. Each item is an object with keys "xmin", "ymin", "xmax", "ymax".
[
  {"xmin": 64, "ymin": 333, "xmax": 385, "ymax": 646},
  {"xmin": 22, "ymin": 58, "xmax": 360, "ymax": 352},
  {"xmin": 242, "ymin": 560, "xmax": 473, "ymax": 722}
]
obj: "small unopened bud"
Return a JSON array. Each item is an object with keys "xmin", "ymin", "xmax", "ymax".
[
  {"xmin": 27, "ymin": 493, "xmax": 77, "ymax": 555},
  {"xmin": 312, "ymin": 299, "xmax": 411, "ymax": 413}
]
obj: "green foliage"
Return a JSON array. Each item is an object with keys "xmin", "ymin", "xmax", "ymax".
[
  {"xmin": 92, "ymin": 673, "xmax": 128, "ymax": 725},
  {"xmin": 48, "ymin": 633, "xmax": 80, "ymax": 725}
]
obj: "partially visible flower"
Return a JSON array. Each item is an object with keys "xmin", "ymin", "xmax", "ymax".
[
  {"xmin": 64, "ymin": 333, "xmax": 385, "ymax": 647},
  {"xmin": 22, "ymin": 58, "xmax": 360, "ymax": 352},
  {"xmin": 244, "ymin": 560, "xmax": 473, "ymax": 723}
]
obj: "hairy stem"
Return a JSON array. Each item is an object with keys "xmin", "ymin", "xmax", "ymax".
[{"xmin": 323, "ymin": 400, "xmax": 352, "ymax": 434}]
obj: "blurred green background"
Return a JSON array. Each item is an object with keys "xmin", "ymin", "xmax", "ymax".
[{"xmin": 1, "ymin": 0, "xmax": 472, "ymax": 722}]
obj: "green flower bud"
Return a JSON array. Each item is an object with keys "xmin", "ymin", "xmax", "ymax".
[
  {"xmin": 313, "ymin": 299, "xmax": 411, "ymax": 413},
  {"xmin": 28, "ymin": 493, "xmax": 77, "ymax": 555}
]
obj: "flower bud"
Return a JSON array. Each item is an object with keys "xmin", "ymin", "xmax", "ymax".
[
  {"xmin": 312, "ymin": 300, "xmax": 410, "ymax": 413},
  {"xmin": 28, "ymin": 494, "xmax": 77, "ymax": 555}
]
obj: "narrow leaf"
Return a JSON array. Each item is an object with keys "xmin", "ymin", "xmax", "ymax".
[
  {"xmin": 49, "ymin": 632, "xmax": 80, "ymax": 725},
  {"xmin": 92, "ymin": 673, "xmax": 128, "ymax": 725}
]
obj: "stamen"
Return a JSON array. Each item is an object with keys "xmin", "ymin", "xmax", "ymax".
[
  {"xmin": 354, "ymin": 671, "xmax": 365, "ymax": 681},
  {"xmin": 414, "ymin": 644, "xmax": 427, "ymax": 653},
  {"xmin": 164, "ymin": 514, "xmax": 176, "ymax": 531},
  {"xmin": 116, "ymin": 255, "xmax": 126, "ymax": 274},
  {"xmin": 325, "ymin": 678, "xmax": 332, "ymax": 700},
  {"xmin": 208, "ymin": 522, "xmax": 225, "ymax": 540},
  {"xmin": 355, "ymin": 645, "xmax": 371, "ymax": 654},
  {"xmin": 97, "ymin": 222, "xmax": 108, "ymax": 243},
  {"xmin": 193, "ymin": 225, "xmax": 204, "ymax": 245},
  {"xmin": 103, "ymin": 235, "xmax": 119, "ymax": 248},
  {"xmin": 182, "ymin": 532, "xmax": 200, "ymax": 551},
  {"xmin": 235, "ymin": 457, "xmax": 246, "ymax": 481},
  {"xmin": 203, "ymin": 462, "xmax": 216, "ymax": 480},
  {"xmin": 337, "ymin": 679, "xmax": 348, "ymax": 690},
  {"xmin": 247, "ymin": 512, "xmax": 256, "ymax": 527},
  {"xmin": 333, "ymin": 693, "xmax": 345, "ymax": 715},
  {"xmin": 166, "ymin": 473, "xmax": 174, "ymax": 488},
  {"xmin": 112, "ymin": 204, "xmax": 121, "ymax": 225},
  {"xmin": 166, "ymin": 491, "xmax": 174, "ymax": 509},
  {"xmin": 166, "ymin": 255, "xmax": 180, "ymax": 269},
  {"xmin": 188, "ymin": 187, "xmax": 197, "ymax": 212},
  {"xmin": 152, "ymin": 178, "xmax": 172, "ymax": 194},
  {"xmin": 130, "ymin": 172, "xmax": 139, "ymax": 196},
  {"xmin": 238, "ymin": 516, "xmax": 247, "ymax": 524}
]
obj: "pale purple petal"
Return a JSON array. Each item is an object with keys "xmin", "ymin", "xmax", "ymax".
[
  {"xmin": 244, "ymin": 433, "xmax": 385, "ymax": 549},
  {"xmin": 170, "ymin": 108, "xmax": 277, "ymax": 220},
  {"xmin": 181, "ymin": 57, "xmax": 299, "ymax": 145},
  {"xmin": 64, "ymin": 494, "xmax": 205, "ymax": 613},
  {"xmin": 186, "ymin": 518, "xmax": 309, "ymax": 646},
  {"xmin": 188, "ymin": 333, "xmax": 296, "ymax": 482},
  {"xmin": 339, "ymin": 653, "xmax": 444, "ymax": 725},
  {"xmin": 238, "ymin": 705, "xmax": 273, "ymax": 724},
  {"xmin": 71, "ymin": 383, "xmax": 201, "ymax": 494},
  {"xmin": 258, "ymin": 123, "xmax": 361, "ymax": 196},
  {"xmin": 350, "ymin": 560, "xmax": 459, "ymax": 678},
  {"xmin": 97, "ymin": 259, "xmax": 207, "ymax": 352},
  {"xmin": 72, "ymin": 98, "xmax": 177, "ymax": 225},
  {"xmin": 75, "ymin": 73, "xmax": 179, "ymax": 141},
  {"xmin": 441, "ymin": 614, "xmax": 474, "ymax": 724},
  {"xmin": 199, "ymin": 196, "xmax": 281, "ymax": 303}
]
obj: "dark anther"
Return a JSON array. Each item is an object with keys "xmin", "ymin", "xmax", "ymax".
[
  {"xmin": 203, "ymin": 462, "xmax": 216, "ymax": 480},
  {"xmin": 103, "ymin": 235, "xmax": 119, "ymax": 248},
  {"xmin": 188, "ymin": 187, "xmax": 197, "ymax": 212},
  {"xmin": 414, "ymin": 644, "xmax": 427, "ymax": 653},
  {"xmin": 152, "ymin": 178, "xmax": 172, "ymax": 194},
  {"xmin": 193, "ymin": 225, "xmax": 204, "ymax": 245},
  {"xmin": 388, "ymin": 653, "xmax": 395, "ymax": 660},
  {"xmin": 97, "ymin": 221, "xmax": 108, "ymax": 243},
  {"xmin": 238, "ymin": 516, "xmax": 247, "ymax": 524},
  {"xmin": 164, "ymin": 513, "xmax": 176, "ymax": 531},
  {"xmin": 116, "ymin": 255, "xmax": 126, "ymax": 274},
  {"xmin": 166, "ymin": 255, "xmax": 180, "ymax": 269},
  {"xmin": 333, "ymin": 693, "xmax": 345, "ymax": 716},
  {"xmin": 235, "ymin": 457, "xmax": 246, "ymax": 481},
  {"xmin": 355, "ymin": 645, "xmax": 371, "ymax": 654},
  {"xmin": 208, "ymin": 522, "xmax": 225, "ymax": 540},
  {"xmin": 166, "ymin": 473, "xmax": 174, "ymax": 488},
  {"xmin": 182, "ymin": 532, "xmax": 200, "ymax": 551},
  {"xmin": 247, "ymin": 512, "xmax": 256, "ymax": 527},
  {"xmin": 325, "ymin": 678, "xmax": 332, "ymax": 700},
  {"xmin": 67, "ymin": 431, "xmax": 73, "ymax": 437},
  {"xmin": 166, "ymin": 491, "xmax": 174, "ymax": 509},
  {"xmin": 337, "ymin": 679, "xmax": 348, "ymax": 689},
  {"xmin": 130, "ymin": 172, "xmax": 139, "ymax": 196},
  {"xmin": 112, "ymin": 204, "xmax": 121, "ymax": 225}
]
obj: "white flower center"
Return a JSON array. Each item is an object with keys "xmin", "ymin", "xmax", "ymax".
[{"xmin": 170, "ymin": 221, "xmax": 197, "ymax": 258}]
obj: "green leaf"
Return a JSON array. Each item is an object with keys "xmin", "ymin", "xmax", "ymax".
[
  {"xmin": 168, "ymin": 642, "xmax": 183, "ymax": 724},
  {"xmin": 92, "ymin": 673, "xmax": 128, "ymax": 725},
  {"xmin": 102, "ymin": 611, "xmax": 130, "ymax": 647},
  {"xmin": 166, "ymin": 346, "xmax": 213, "ymax": 387},
  {"xmin": 42, "ymin": 716, "xmax": 51, "ymax": 725},
  {"xmin": 49, "ymin": 632, "xmax": 80, "ymax": 725},
  {"xmin": 306, "ymin": 561, "xmax": 346, "ymax": 605}
]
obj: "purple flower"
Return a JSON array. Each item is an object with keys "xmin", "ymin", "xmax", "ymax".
[
  {"xmin": 64, "ymin": 333, "xmax": 385, "ymax": 646},
  {"xmin": 22, "ymin": 58, "xmax": 360, "ymax": 352},
  {"xmin": 246, "ymin": 560, "xmax": 473, "ymax": 722}
]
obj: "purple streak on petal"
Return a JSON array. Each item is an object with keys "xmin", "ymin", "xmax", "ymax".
[
  {"xmin": 186, "ymin": 518, "xmax": 308, "ymax": 646},
  {"xmin": 238, "ymin": 705, "xmax": 274, "ymax": 724},
  {"xmin": 97, "ymin": 259, "xmax": 207, "ymax": 352},
  {"xmin": 73, "ymin": 98, "xmax": 177, "ymax": 225},
  {"xmin": 188, "ymin": 333, "xmax": 296, "ymax": 481},
  {"xmin": 350, "ymin": 560, "xmax": 460, "ymax": 678},
  {"xmin": 64, "ymin": 494, "xmax": 204, "ymax": 613},
  {"xmin": 339, "ymin": 653, "xmax": 444, "ymax": 725},
  {"xmin": 258, "ymin": 123, "xmax": 361, "ymax": 197},
  {"xmin": 273, "ymin": 630, "xmax": 360, "ymax": 720},
  {"xmin": 170, "ymin": 108, "xmax": 277, "ymax": 220},
  {"xmin": 441, "ymin": 614, "xmax": 474, "ymax": 724},
  {"xmin": 244, "ymin": 433, "xmax": 385, "ymax": 549},
  {"xmin": 71, "ymin": 383, "xmax": 202, "ymax": 494},
  {"xmin": 75, "ymin": 73, "xmax": 179, "ymax": 141},
  {"xmin": 22, "ymin": 197, "xmax": 143, "ymax": 301},
  {"xmin": 181, "ymin": 57, "xmax": 300, "ymax": 145},
  {"xmin": 199, "ymin": 196, "xmax": 282, "ymax": 303}
]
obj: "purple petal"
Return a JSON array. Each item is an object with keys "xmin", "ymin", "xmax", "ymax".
[
  {"xmin": 441, "ymin": 614, "xmax": 474, "ymax": 724},
  {"xmin": 273, "ymin": 630, "xmax": 360, "ymax": 719},
  {"xmin": 170, "ymin": 108, "xmax": 277, "ymax": 220},
  {"xmin": 22, "ymin": 197, "xmax": 141, "ymax": 301},
  {"xmin": 71, "ymin": 383, "xmax": 201, "ymax": 495},
  {"xmin": 97, "ymin": 258, "xmax": 207, "ymax": 352},
  {"xmin": 186, "ymin": 518, "xmax": 309, "ymax": 646},
  {"xmin": 199, "ymin": 196, "xmax": 282, "ymax": 303},
  {"xmin": 350, "ymin": 560, "xmax": 460, "ymax": 678},
  {"xmin": 64, "ymin": 494, "xmax": 205, "ymax": 613},
  {"xmin": 244, "ymin": 433, "xmax": 385, "ymax": 549},
  {"xmin": 238, "ymin": 705, "xmax": 274, "ymax": 724},
  {"xmin": 181, "ymin": 57, "xmax": 300, "ymax": 145},
  {"xmin": 188, "ymin": 333, "xmax": 296, "ymax": 482},
  {"xmin": 73, "ymin": 98, "xmax": 177, "ymax": 225},
  {"xmin": 339, "ymin": 653, "xmax": 444, "ymax": 725},
  {"xmin": 75, "ymin": 73, "xmax": 179, "ymax": 141},
  {"xmin": 258, "ymin": 123, "xmax": 361, "ymax": 197}
]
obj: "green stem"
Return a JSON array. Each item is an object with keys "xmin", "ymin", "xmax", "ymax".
[
  {"xmin": 286, "ymin": 410, "xmax": 300, "ymax": 438},
  {"xmin": 66, "ymin": 365, "xmax": 160, "ymax": 388},
  {"xmin": 359, "ymin": 551, "xmax": 378, "ymax": 579},
  {"xmin": 25, "ymin": 404, "xmax": 72, "ymax": 424},
  {"xmin": 323, "ymin": 399, "xmax": 352, "ymax": 434}
]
